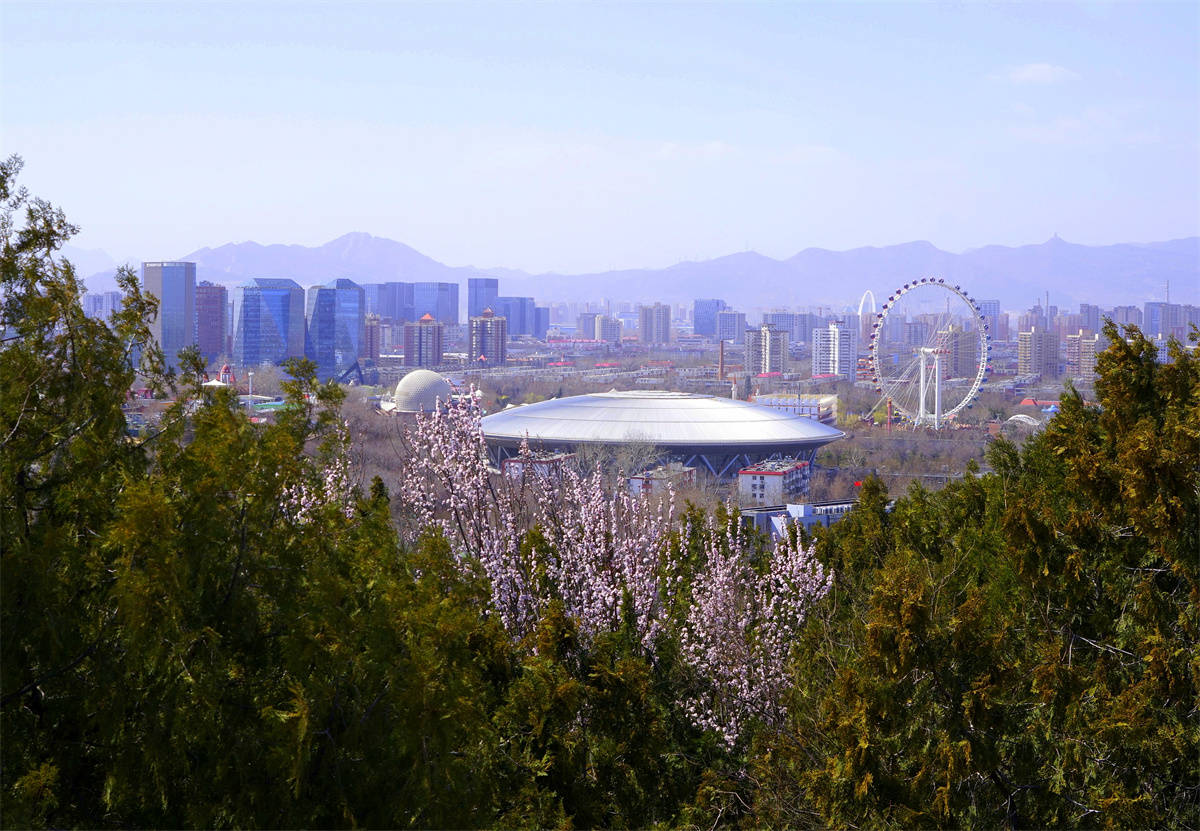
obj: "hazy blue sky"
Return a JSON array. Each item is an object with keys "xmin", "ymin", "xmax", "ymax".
[{"xmin": 3, "ymin": 1, "xmax": 1197, "ymax": 272}]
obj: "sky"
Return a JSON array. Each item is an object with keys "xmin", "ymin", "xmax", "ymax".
[{"xmin": 2, "ymin": 1, "xmax": 1198, "ymax": 273}]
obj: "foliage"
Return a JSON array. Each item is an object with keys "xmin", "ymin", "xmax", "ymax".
[
  {"xmin": 394, "ymin": 402, "xmax": 831, "ymax": 747},
  {"xmin": 0, "ymin": 160, "xmax": 745, "ymax": 827},
  {"xmin": 4, "ymin": 158, "xmax": 1195, "ymax": 828},
  {"xmin": 752, "ymin": 322, "xmax": 1200, "ymax": 828}
]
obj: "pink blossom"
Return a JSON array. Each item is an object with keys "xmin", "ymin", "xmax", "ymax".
[{"xmin": 394, "ymin": 398, "xmax": 832, "ymax": 744}]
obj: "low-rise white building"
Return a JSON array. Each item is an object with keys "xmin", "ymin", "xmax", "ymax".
[
  {"xmin": 751, "ymin": 393, "xmax": 838, "ymax": 425},
  {"xmin": 738, "ymin": 459, "xmax": 811, "ymax": 507},
  {"xmin": 742, "ymin": 498, "xmax": 889, "ymax": 538}
]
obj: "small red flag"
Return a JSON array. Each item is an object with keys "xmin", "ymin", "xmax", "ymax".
[{"xmin": 854, "ymin": 480, "xmax": 863, "ymax": 487}]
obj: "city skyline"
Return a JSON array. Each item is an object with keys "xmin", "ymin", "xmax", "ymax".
[
  {"xmin": 79, "ymin": 230, "xmax": 1198, "ymax": 316},
  {"xmin": 5, "ymin": 2, "xmax": 1197, "ymax": 275}
]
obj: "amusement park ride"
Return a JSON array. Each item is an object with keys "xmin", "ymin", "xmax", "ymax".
[{"xmin": 867, "ymin": 278, "xmax": 991, "ymax": 430}]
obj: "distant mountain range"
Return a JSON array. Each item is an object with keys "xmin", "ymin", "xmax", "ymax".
[{"xmin": 80, "ymin": 232, "xmax": 1198, "ymax": 311}]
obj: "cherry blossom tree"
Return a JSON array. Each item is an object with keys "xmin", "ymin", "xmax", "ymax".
[
  {"xmin": 680, "ymin": 518, "xmax": 832, "ymax": 745},
  {"xmin": 392, "ymin": 397, "xmax": 831, "ymax": 744}
]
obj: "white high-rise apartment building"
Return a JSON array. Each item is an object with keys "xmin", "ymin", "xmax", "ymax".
[
  {"xmin": 745, "ymin": 324, "xmax": 788, "ymax": 375},
  {"xmin": 811, "ymin": 321, "xmax": 857, "ymax": 379},
  {"xmin": 595, "ymin": 315, "xmax": 623, "ymax": 345},
  {"xmin": 1065, "ymin": 329, "xmax": 1100, "ymax": 379},
  {"xmin": 639, "ymin": 303, "xmax": 671, "ymax": 345}
]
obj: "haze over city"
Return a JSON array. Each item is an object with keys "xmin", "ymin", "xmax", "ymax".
[{"xmin": 4, "ymin": 1, "xmax": 1197, "ymax": 276}]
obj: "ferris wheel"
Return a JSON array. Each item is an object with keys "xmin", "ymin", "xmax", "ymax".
[{"xmin": 868, "ymin": 278, "xmax": 990, "ymax": 429}]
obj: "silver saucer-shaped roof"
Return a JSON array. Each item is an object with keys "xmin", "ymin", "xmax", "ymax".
[{"xmin": 481, "ymin": 390, "xmax": 844, "ymax": 476}]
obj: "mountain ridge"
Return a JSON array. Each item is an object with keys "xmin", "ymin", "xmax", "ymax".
[{"xmin": 80, "ymin": 234, "xmax": 1199, "ymax": 310}]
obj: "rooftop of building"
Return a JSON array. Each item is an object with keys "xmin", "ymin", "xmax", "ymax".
[
  {"xmin": 481, "ymin": 390, "xmax": 844, "ymax": 449},
  {"xmin": 740, "ymin": 497, "xmax": 861, "ymax": 515},
  {"xmin": 739, "ymin": 458, "xmax": 811, "ymax": 474},
  {"xmin": 752, "ymin": 393, "xmax": 838, "ymax": 402},
  {"xmin": 631, "ymin": 462, "xmax": 696, "ymax": 479}
]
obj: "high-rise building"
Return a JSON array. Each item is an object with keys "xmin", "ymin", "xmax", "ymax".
[
  {"xmin": 1065, "ymin": 329, "xmax": 1100, "ymax": 379},
  {"xmin": 745, "ymin": 324, "xmax": 788, "ymax": 375},
  {"xmin": 196, "ymin": 281, "xmax": 228, "ymax": 364},
  {"xmin": 935, "ymin": 323, "xmax": 980, "ymax": 378},
  {"xmin": 991, "ymin": 312, "xmax": 1011, "ymax": 342},
  {"xmin": 977, "ymin": 299, "xmax": 1003, "ymax": 341},
  {"xmin": 576, "ymin": 312, "xmax": 599, "ymax": 338},
  {"xmin": 394, "ymin": 282, "xmax": 417, "ymax": 322},
  {"xmin": 305, "ymin": 279, "xmax": 366, "ymax": 379},
  {"xmin": 595, "ymin": 315, "xmax": 623, "ymax": 345},
  {"xmin": 693, "ymin": 298, "xmax": 727, "ymax": 337},
  {"xmin": 233, "ymin": 278, "xmax": 306, "ymax": 367},
  {"xmin": 403, "ymin": 313, "xmax": 445, "ymax": 367},
  {"xmin": 469, "ymin": 308, "xmax": 507, "ymax": 365},
  {"xmin": 716, "ymin": 310, "xmax": 747, "ymax": 344},
  {"xmin": 1110, "ymin": 305, "xmax": 1142, "ymax": 328},
  {"xmin": 1017, "ymin": 327, "xmax": 1058, "ymax": 377},
  {"xmin": 363, "ymin": 284, "xmax": 382, "ymax": 317},
  {"xmin": 1144, "ymin": 301, "xmax": 1191, "ymax": 338},
  {"xmin": 1078, "ymin": 303, "xmax": 1102, "ymax": 334},
  {"xmin": 468, "ymin": 277, "xmax": 499, "ymax": 319},
  {"xmin": 1053, "ymin": 313, "xmax": 1083, "ymax": 341},
  {"xmin": 1018, "ymin": 303, "xmax": 1048, "ymax": 334},
  {"xmin": 1144, "ymin": 302, "xmax": 1168, "ymax": 336},
  {"xmin": 363, "ymin": 313, "xmax": 382, "ymax": 362},
  {"xmin": 811, "ymin": 321, "xmax": 856, "ymax": 378},
  {"xmin": 141, "ymin": 261, "xmax": 196, "ymax": 370},
  {"xmin": 83, "ymin": 290, "xmax": 123, "ymax": 322},
  {"xmin": 496, "ymin": 296, "xmax": 536, "ymax": 336},
  {"xmin": 1149, "ymin": 334, "xmax": 1172, "ymax": 363},
  {"xmin": 533, "ymin": 306, "xmax": 550, "ymax": 340},
  {"xmin": 762, "ymin": 311, "xmax": 797, "ymax": 342},
  {"xmin": 413, "ymin": 282, "xmax": 459, "ymax": 324},
  {"xmin": 639, "ymin": 303, "xmax": 671, "ymax": 345},
  {"xmin": 793, "ymin": 313, "xmax": 822, "ymax": 343},
  {"xmin": 363, "ymin": 281, "xmax": 415, "ymax": 322},
  {"xmin": 903, "ymin": 320, "xmax": 931, "ymax": 347}
]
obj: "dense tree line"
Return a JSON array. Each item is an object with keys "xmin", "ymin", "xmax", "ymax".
[{"xmin": 3, "ymin": 159, "xmax": 1197, "ymax": 828}]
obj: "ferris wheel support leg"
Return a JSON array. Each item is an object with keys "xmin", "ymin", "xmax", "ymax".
[
  {"xmin": 918, "ymin": 350, "xmax": 928, "ymax": 423},
  {"xmin": 934, "ymin": 353, "xmax": 942, "ymax": 430}
]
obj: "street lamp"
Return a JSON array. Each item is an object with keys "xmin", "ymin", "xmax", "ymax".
[{"xmin": 247, "ymin": 370, "xmax": 254, "ymax": 415}]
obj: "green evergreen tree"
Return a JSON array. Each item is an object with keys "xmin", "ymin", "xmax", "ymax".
[
  {"xmin": 1, "ymin": 159, "xmax": 729, "ymax": 827},
  {"xmin": 754, "ymin": 322, "xmax": 1199, "ymax": 828}
]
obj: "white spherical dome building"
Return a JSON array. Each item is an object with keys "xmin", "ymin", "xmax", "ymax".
[{"xmin": 388, "ymin": 370, "xmax": 453, "ymax": 414}]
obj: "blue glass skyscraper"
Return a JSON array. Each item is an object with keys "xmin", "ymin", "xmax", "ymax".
[
  {"xmin": 693, "ymin": 298, "xmax": 726, "ymax": 338},
  {"xmin": 141, "ymin": 261, "xmax": 196, "ymax": 370},
  {"xmin": 495, "ymin": 296, "xmax": 536, "ymax": 336},
  {"xmin": 468, "ymin": 277, "xmax": 498, "ymax": 318},
  {"xmin": 305, "ymin": 278, "xmax": 366, "ymax": 379},
  {"xmin": 412, "ymin": 282, "xmax": 459, "ymax": 324},
  {"xmin": 233, "ymin": 278, "xmax": 306, "ymax": 367}
]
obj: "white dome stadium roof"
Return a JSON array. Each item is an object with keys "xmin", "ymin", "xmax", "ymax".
[
  {"xmin": 392, "ymin": 370, "xmax": 453, "ymax": 413},
  {"xmin": 481, "ymin": 390, "xmax": 843, "ymax": 450}
]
